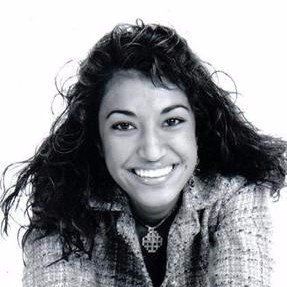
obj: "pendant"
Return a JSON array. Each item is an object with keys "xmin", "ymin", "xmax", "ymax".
[{"xmin": 142, "ymin": 227, "xmax": 163, "ymax": 253}]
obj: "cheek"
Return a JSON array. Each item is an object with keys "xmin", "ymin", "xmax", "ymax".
[
  {"xmin": 102, "ymin": 135, "xmax": 134, "ymax": 168},
  {"xmin": 171, "ymin": 130, "xmax": 197, "ymax": 158}
]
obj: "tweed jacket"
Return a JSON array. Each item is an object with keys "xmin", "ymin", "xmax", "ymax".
[{"xmin": 23, "ymin": 176, "xmax": 273, "ymax": 287}]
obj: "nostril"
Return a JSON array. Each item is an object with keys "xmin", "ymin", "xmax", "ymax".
[
  {"xmin": 138, "ymin": 152, "xmax": 165, "ymax": 162},
  {"xmin": 137, "ymin": 142, "xmax": 166, "ymax": 162}
]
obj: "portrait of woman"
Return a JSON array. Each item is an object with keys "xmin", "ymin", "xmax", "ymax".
[{"xmin": 0, "ymin": 2, "xmax": 286, "ymax": 287}]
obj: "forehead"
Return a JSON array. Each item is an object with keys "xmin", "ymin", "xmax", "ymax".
[{"xmin": 100, "ymin": 70, "xmax": 190, "ymax": 113}]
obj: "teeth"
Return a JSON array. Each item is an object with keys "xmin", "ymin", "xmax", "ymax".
[{"xmin": 134, "ymin": 166, "xmax": 173, "ymax": 178}]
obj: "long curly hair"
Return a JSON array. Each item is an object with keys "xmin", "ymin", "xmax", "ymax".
[{"xmin": 1, "ymin": 20, "xmax": 286, "ymax": 260}]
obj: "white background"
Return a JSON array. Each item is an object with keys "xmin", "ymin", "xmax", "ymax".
[{"xmin": 0, "ymin": 0, "xmax": 286, "ymax": 286}]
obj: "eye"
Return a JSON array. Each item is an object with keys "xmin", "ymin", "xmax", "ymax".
[
  {"xmin": 163, "ymin": 117, "xmax": 185, "ymax": 127},
  {"xmin": 111, "ymin": 121, "xmax": 136, "ymax": 131}
]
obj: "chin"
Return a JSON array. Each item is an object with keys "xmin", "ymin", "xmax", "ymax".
[{"xmin": 138, "ymin": 188, "xmax": 181, "ymax": 208}]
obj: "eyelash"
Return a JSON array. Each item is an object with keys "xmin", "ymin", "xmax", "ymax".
[
  {"xmin": 163, "ymin": 118, "xmax": 185, "ymax": 127},
  {"xmin": 111, "ymin": 121, "xmax": 136, "ymax": 131},
  {"xmin": 111, "ymin": 118, "xmax": 185, "ymax": 131}
]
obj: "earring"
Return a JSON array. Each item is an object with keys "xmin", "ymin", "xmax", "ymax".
[
  {"xmin": 194, "ymin": 158, "xmax": 200, "ymax": 174},
  {"xmin": 186, "ymin": 174, "xmax": 195, "ymax": 188}
]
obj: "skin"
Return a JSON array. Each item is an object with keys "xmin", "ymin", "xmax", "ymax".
[{"xmin": 98, "ymin": 70, "xmax": 198, "ymax": 224}]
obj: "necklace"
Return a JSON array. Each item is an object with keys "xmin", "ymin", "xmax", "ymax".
[{"xmin": 134, "ymin": 208, "xmax": 176, "ymax": 254}]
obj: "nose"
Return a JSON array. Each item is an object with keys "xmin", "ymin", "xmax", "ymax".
[{"xmin": 137, "ymin": 128, "xmax": 166, "ymax": 162}]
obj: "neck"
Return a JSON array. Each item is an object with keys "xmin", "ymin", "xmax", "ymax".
[{"xmin": 129, "ymin": 197, "xmax": 180, "ymax": 226}]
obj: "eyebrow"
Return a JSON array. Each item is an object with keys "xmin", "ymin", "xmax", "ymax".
[
  {"xmin": 161, "ymin": 104, "xmax": 190, "ymax": 114},
  {"xmin": 105, "ymin": 104, "xmax": 190, "ymax": 119}
]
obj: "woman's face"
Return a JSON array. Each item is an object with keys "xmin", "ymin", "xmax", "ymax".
[{"xmin": 98, "ymin": 70, "xmax": 197, "ymax": 213}]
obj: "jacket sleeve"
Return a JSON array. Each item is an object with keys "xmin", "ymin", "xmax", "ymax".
[
  {"xmin": 210, "ymin": 183, "xmax": 273, "ymax": 287},
  {"xmin": 22, "ymin": 233, "xmax": 96, "ymax": 287}
]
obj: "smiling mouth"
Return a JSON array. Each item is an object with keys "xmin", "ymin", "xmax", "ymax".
[{"xmin": 130, "ymin": 164, "xmax": 177, "ymax": 179}]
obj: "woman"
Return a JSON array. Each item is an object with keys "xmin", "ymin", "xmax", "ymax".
[{"xmin": 1, "ymin": 20, "xmax": 286, "ymax": 287}]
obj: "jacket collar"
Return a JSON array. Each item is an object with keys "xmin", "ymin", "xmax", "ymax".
[{"xmin": 88, "ymin": 175, "xmax": 223, "ymax": 213}]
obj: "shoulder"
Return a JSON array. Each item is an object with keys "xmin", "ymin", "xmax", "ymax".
[
  {"xmin": 208, "ymin": 177, "xmax": 274, "ymax": 286},
  {"xmin": 192, "ymin": 174, "xmax": 271, "ymax": 209},
  {"xmin": 202, "ymin": 174, "xmax": 272, "ymax": 206},
  {"xmin": 23, "ymin": 231, "xmax": 95, "ymax": 287},
  {"xmin": 23, "ymin": 230, "xmax": 63, "ymax": 266},
  {"xmin": 208, "ymin": 176, "xmax": 273, "ymax": 230},
  {"xmin": 216, "ymin": 176, "xmax": 272, "ymax": 211},
  {"xmin": 192, "ymin": 175, "xmax": 272, "ymax": 228}
]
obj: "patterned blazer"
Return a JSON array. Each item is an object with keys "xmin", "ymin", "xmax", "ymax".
[{"xmin": 23, "ymin": 176, "xmax": 273, "ymax": 287}]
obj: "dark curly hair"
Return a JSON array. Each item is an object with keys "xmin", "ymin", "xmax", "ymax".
[{"xmin": 1, "ymin": 20, "xmax": 286, "ymax": 260}]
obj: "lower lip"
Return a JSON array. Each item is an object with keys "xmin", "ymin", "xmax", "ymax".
[{"xmin": 128, "ymin": 165, "xmax": 178, "ymax": 186}]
